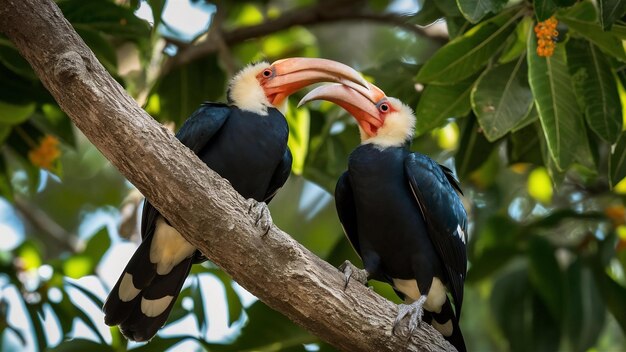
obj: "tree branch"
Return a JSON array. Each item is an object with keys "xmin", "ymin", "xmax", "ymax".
[
  {"xmin": 0, "ymin": 0, "xmax": 454, "ymax": 351},
  {"xmin": 165, "ymin": 0, "xmax": 448, "ymax": 72},
  {"xmin": 13, "ymin": 196, "xmax": 79, "ymax": 254}
]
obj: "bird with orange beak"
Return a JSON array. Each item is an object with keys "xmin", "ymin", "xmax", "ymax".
[
  {"xmin": 299, "ymin": 82, "xmax": 468, "ymax": 351},
  {"xmin": 102, "ymin": 58, "xmax": 368, "ymax": 342}
]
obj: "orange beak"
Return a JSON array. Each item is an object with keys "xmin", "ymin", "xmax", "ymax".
[
  {"xmin": 261, "ymin": 57, "xmax": 369, "ymax": 106},
  {"xmin": 298, "ymin": 82, "xmax": 387, "ymax": 137}
]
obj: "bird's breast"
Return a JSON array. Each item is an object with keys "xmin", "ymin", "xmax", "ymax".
[{"xmin": 200, "ymin": 110, "xmax": 288, "ymax": 200}]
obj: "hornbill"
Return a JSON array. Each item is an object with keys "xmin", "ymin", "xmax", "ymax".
[
  {"xmin": 102, "ymin": 58, "xmax": 368, "ymax": 342},
  {"xmin": 299, "ymin": 83, "xmax": 468, "ymax": 351}
]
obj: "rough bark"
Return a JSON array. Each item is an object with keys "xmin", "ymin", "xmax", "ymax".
[{"xmin": 0, "ymin": 1, "xmax": 455, "ymax": 351}]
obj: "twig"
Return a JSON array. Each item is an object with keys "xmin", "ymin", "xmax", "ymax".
[
  {"xmin": 165, "ymin": 1, "xmax": 448, "ymax": 73},
  {"xmin": 13, "ymin": 196, "xmax": 78, "ymax": 253}
]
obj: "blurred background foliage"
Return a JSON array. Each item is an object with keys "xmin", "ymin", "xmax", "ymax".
[{"xmin": 0, "ymin": 0, "xmax": 625, "ymax": 351}]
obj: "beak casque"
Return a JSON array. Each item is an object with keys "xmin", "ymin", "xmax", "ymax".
[
  {"xmin": 263, "ymin": 58, "xmax": 369, "ymax": 106},
  {"xmin": 298, "ymin": 82, "xmax": 387, "ymax": 137}
]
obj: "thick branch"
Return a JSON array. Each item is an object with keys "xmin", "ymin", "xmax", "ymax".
[
  {"xmin": 0, "ymin": 1, "xmax": 453, "ymax": 351},
  {"xmin": 166, "ymin": 0, "xmax": 448, "ymax": 72}
]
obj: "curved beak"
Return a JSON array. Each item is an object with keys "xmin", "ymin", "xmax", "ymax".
[
  {"xmin": 263, "ymin": 57, "xmax": 369, "ymax": 106},
  {"xmin": 298, "ymin": 82, "xmax": 387, "ymax": 137}
]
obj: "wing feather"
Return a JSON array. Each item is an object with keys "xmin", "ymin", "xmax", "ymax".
[
  {"xmin": 404, "ymin": 153, "xmax": 467, "ymax": 317},
  {"xmin": 335, "ymin": 172, "xmax": 361, "ymax": 257}
]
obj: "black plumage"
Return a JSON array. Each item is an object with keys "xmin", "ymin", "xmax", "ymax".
[
  {"xmin": 336, "ymin": 143, "xmax": 467, "ymax": 351},
  {"xmin": 102, "ymin": 103, "xmax": 291, "ymax": 341}
]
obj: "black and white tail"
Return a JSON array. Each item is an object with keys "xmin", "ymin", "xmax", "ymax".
[
  {"xmin": 426, "ymin": 297, "xmax": 466, "ymax": 352},
  {"xmin": 103, "ymin": 223, "xmax": 194, "ymax": 342}
]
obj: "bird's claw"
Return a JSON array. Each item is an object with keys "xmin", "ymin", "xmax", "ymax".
[
  {"xmin": 338, "ymin": 260, "xmax": 368, "ymax": 290},
  {"xmin": 392, "ymin": 295, "xmax": 427, "ymax": 339},
  {"xmin": 246, "ymin": 199, "xmax": 272, "ymax": 237}
]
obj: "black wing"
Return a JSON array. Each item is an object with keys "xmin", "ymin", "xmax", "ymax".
[
  {"xmin": 404, "ymin": 153, "xmax": 467, "ymax": 318},
  {"xmin": 335, "ymin": 172, "xmax": 361, "ymax": 258},
  {"xmin": 263, "ymin": 147, "xmax": 292, "ymax": 203},
  {"xmin": 141, "ymin": 103, "xmax": 231, "ymax": 240},
  {"xmin": 175, "ymin": 102, "xmax": 231, "ymax": 154}
]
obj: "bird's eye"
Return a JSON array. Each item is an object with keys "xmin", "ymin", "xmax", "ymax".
[
  {"xmin": 262, "ymin": 69, "xmax": 272, "ymax": 77},
  {"xmin": 379, "ymin": 103, "xmax": 390, "ymax": 113}
]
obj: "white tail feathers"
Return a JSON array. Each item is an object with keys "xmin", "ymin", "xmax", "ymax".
[
  {"xmin": 119, "ymin": 273, "xmax": 141, "ymax": 302},
  {"xmin": 150, "ymin": 218, "xmax": 195, "ymax": 275}
]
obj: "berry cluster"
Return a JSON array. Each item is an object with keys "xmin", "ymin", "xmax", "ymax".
[{"xmin": 534, "ymin": 16, "xmax": 558, "ymax": 57}]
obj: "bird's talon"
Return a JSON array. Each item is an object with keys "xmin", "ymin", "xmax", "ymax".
[
  {"xmin": 248, "ymin": 200, "xmax": 272, "ymax": 237},
  {"xmin": 338, "ymin": 260, "xmax": 368, "ymax": 290},
  {"xmin": 393, "ymin": 295, "xmax": 427, "ymax": 338}
]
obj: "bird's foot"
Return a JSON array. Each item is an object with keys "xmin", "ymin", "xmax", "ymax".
[
  {"xmin": 246, "ymin": 199, "xmax": 272, "ymax": 237},
  {"xmin": 338, "ymin": 260, "xmax": 369, "ymax": 290},
  {"xmin": 392, "ymin": 295, "xmax": 427, "ymax": 338}
]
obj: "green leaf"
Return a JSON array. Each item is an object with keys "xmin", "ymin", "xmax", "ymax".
[
  {"xmin": 566, "ymin": 39, "xmax": 622, "ymax": 143},
  {"xmin": 0, "ymin": 64, "xmax": 53, "ymax": 105},
  {"xmin": 499, "ymin": 17, "xmax": 532, "ymax": 64},
  {"xmin": 0, "ymin": 39, "xmax": 36, "ymax": 80},
  {"xmin": 508, "ymin": 122, "xmax": 543, "ymax": 165},
  {"xmin": 83, "ymin": 226, "xmax": 111, "ymax": 267},
  {"xmin": 599, "ymin": 0, "xmax": 626, "ymax": 30},
  {"xmin": 415, "ymin": 9, "xmax": 520, "ymax": 84},
  {"xmin": 63, "ymin": 256, "xmax": 92, "ymax": 279},
  {"xmin": 209, "ymin": 269, "xmax": 243, "ymax": 327},
  {"xmin": 456, "ymin": 115, "xmax": 496, "ymax": 179},
  {"xmin": 472, "ymin": 54, "xmax": 533, "ymax": 141},
  {"xmin": 132, "ymin": 336, "xmax": 189, "ymax": 352},
  {"xmin": 456, "ymin": 0, "xmax": 507, "ymax": 23},
  {"xmin": 611, "ymin": 23, "xmax": 626, "ymax": 39},
  {"xmin": 24, "ymin": 302, "xmax": 46, "ymax": 351},
  {"xmin": 446, "ymin": 16, "xmax": 473, "ymax": 39},
  {"xmin": 4, "ymin": 325, "xmax": 26, "ymax": 347},
  {"xmin": 466, "ymin": 245, "xmax": 518, "ymax": 282},
  {"xmin": 31, "ymin": 104, "xmax": 76, "ymax": 148},
  {"xmin": 564, "ymin": 261, "xmax": 606, "ymax": 352},
  {"xmin": 60, "ymin": 0, "xmax": 151, "ymax": 41},
  {"xmin": 286, "ymin": 101, "xmax": 310, "ymax": 175},
  {"xmin": 219, "ymin": 301, "xmax": 316, "ymax": 351},
  {"xmin": 156, "ymin": 55, "xmax": 226, "ymax": 126},
  {"xmin": 408, "ymin": 0, "xmax": 444, "ymax": 26},
  {"xmin": 49, "ymin": 338, "xmax": 113, "ymax": 352},
  {"xmin": 590, "ymin": 257, "xmax": 626, "ymax": 334},
  {"xmin": 168, "ymin": 285, "xmax": 192, "ymax": 324},
  {"xmin": 512, "ymin": 104, "xmax": 539, "ymax": 132},
  {"xmin": 148, "ymin": 0, "xmax": 166, "ymax": 30},
  {"xmin": 65, "ymin": 280, "xmax": 104, "ymax": 307},
  {"xmin": 527, "ymin": 33, "xmax": 592, "ymax": 171},
  {"xmin": 490, "ymin": 267, "xmax": 533, "ymax": 352},
  {"xmin": 528, "ymin": 236, "xmax": 563, "ymax": 322},
  {"xmin": 0, "ymin": 154, "xmax": 13, "ymax": 201},
  {"xmin": 75, "ymin": 28, "xmax": 117, "ymax": 72},
  {"xmin": 415, "ymin": 78, "xmax": 475, "ymax": 135},
  {"xmin": 434, "ymin": 0, "xmax": 463, "ymax": 16},
  {"xmin": 0, "ymin": 101, "xmax": 35, "ymax": 125},
  {"xmin": 190, "ymin": 277, "xmax": 207, "ymax": 334},
  {"xmin": 364, "ymin": 61, "xmax": 422, "ymax": 108},
  {"xmin": 71, "ymin": 297, "xmax": 107, "ymax": 343},
  {"xmin": 303, "ymin": 110, "xmax": 359, "ymax": 193},
  {"xmin": 559, "ymin": 2, "xmax": 626, "ymax": 62},
  {"xmin": 535, "ymin": 0, "xmax": 558, "ymax": 21},
  {"xmin": 530, "ymin": 291, "xmax": 561, "ymax": 351},
  {"xmin": 610, "ymin": 132, "xmax": 626, "ymax": 187}
]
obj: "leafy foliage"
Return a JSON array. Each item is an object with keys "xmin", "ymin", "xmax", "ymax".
[{"xmin": 0, "ymin": 0, "xmax": 625, "ymax": 351}]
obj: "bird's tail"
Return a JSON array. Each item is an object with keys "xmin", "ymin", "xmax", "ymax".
[
  {"xmin": 428, "ymin": 297, "xmax": 466, "ymax": 352},
  {"xmin": 102, "ymin": 233, "xmax": 193, "ymax": 342}
]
